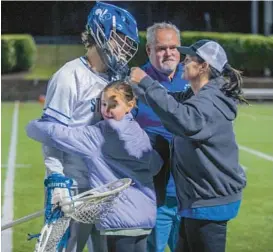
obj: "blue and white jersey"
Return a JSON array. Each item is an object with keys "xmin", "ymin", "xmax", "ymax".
[{"xmin": 42, "ymin": 57, "xmax": 109, "ymax": 188}]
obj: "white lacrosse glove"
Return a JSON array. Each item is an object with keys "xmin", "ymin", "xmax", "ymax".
[
  {"xmin": 44, "ymin": 173, "xmax": 73, "ymax": 221},
  {"xmin": 52, "ymin": 187, "xmax": 73, "ymax": 214}
]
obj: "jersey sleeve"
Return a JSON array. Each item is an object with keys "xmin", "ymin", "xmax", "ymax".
[
  {"xmin": 42, "ymin": 67, "xmax": 77, "ymax": 176},
  {"xmin": 43, "ymin": 68, "xmax": 77, "ymax": 126},
  {"xmin": 42, "ymin": 144, "xmax": 64, "ymax": 176}
]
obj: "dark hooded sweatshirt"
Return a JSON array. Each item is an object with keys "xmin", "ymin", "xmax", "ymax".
[{"xmin": 136, "ymin": 75, "xmax": 247, "ymax": 212}]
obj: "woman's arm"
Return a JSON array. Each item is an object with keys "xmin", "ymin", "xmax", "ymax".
[
  {"xmin": 134, "ymin": 75, "xmax": 212, "ymax": 140},
  {"xmin": 168, "ymin": 87, "xmax": 194, "ymax": 103},
  {"xmin": 26, "ymin": 120, "xmax": 103, "ymax": 158}
]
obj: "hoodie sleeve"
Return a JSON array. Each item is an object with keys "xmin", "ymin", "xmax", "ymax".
[
  {"xmin": 131, "ymin": 84, "xmax": 150, "ymax": 106},
  {"xmin": 168, "ymin": 88, "xmax": 194, "ymax": 103},
  {"xmin": 26, "ymin": 120, "xmax": 103, "ymax": 158},
  {"xmin": 137, "ymin": 76, "xmax": 212, "ymax": 140}
]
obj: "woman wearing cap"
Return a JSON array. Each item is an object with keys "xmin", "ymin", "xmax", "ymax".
[{"xmin": 129, "ymin": 39, "xmax": 247, "ymax": 252}]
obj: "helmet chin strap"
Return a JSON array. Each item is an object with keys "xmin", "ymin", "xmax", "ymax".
[{"xmin": 96, "ymin": 44, "xmax": 128, "ymax": 81}]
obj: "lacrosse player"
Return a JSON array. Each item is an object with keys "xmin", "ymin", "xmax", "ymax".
[
  {"xmin": 129, "ymin": 39, "xmax": 247, "ymax": 252},
  {"xmin": 40, "ymin": 2, "xmax": 139, "ymax": 251},
  {"xmin": 27, "ymin": 81, "xmax": 163, "ymax": 252}
]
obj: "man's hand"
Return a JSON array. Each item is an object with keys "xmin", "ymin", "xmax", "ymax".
[{"xmin": 129, "ymin": 67, "xmax": 148, "ymax": 85}]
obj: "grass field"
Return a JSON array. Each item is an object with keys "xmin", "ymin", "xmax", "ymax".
[{"xmin": 1, "ymin": 102, "xmax": 273, "ymax": 252}]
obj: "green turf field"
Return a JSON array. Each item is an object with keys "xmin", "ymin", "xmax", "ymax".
[{"xmin": 1, "ymin": 102, "xmax": 273, "ymax": 252}]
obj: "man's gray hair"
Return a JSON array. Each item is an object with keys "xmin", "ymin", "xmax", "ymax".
[{"xmin": 146, "ymin": 22, "xmax": 181, "ymax": 46}]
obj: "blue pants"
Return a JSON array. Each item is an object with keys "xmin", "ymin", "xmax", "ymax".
[{"xmin": 147, "ymin": 197, "xmax": 181, "ymax": 252}]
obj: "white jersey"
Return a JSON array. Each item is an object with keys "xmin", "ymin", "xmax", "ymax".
[{"xmin": 42, "ymin": 57, "xmax": 109, "ymax": 188}]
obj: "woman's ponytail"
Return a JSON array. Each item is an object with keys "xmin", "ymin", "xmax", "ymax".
[{"xmin": 221, "ymin": 64, "xmax": 248, "ymax": 104}]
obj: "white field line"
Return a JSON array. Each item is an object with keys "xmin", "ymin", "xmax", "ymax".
[
  {"xmin": 239, "ymin": 145, "xmax": 273, "ymax": 163},
  {"xmin": 1, "ymin": 164, "xmax": 31, "ymax": 168},
  {"xmin": 1, "ymin": 101, "xmax": 19, "ymax": 252}
]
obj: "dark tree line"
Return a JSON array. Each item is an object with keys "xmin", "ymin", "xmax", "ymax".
[{"xmin": 2, "ymin": 1, "xmax": 263, "ymax": 36}]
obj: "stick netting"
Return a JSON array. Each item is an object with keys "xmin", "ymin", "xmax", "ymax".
[
  {"xmin": 34, "ymin": 217, "xmax": 70, "ymax": 252},
  {"xmin": 69, "ymin": 179, "xmax": 131, "ymax": 224},
  {"xmin": 70, "ymin": 193, "xmax": 118, "ymax": 224}
]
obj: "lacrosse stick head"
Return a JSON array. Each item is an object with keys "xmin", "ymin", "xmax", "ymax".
[
  {"xmin": 64, "ymin": 178, "xmax": 132, "ymax": 224},
  {"xmin": 33, "ymin": 178, "xmax": 131, "ymax": 251}
]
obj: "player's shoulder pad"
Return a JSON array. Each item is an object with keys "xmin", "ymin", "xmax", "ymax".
[{"xmin": 47, "ymin": 59, "xmax": 82, "ymax": 89}]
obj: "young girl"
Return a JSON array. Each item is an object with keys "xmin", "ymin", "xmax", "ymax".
[
  {"xmin": 26, "ymin": 81, "xmax": 163, "ymax": 252},
  {"xmin": 129, "ymin": 40, "xmax": 247, "ymax": 252}
]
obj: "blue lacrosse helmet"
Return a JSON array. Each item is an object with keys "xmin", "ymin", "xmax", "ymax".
[{"xmin": 86, "ymin": 1, "xmax": 139, "ymax": 75}]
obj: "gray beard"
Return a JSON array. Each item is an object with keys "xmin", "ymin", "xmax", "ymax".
[{"xmin": 156, "ymin": 66, "xmax": 175, "ymax": 76}]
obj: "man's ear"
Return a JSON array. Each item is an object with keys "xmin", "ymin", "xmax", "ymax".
[{"xmin": 146, "ymin": 45, "xmax": 151, "ymax": 56}]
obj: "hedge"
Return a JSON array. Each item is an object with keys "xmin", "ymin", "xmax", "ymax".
[
  {"xmin": 1, "ymin": 32, "xmax": 272, "ymax": 76},
  {"xmin": 1, "ymin": 34, "xmax": 37, "ymax": 74},
  {"xmin": 1, "ymin": 38, "xmax": 17, "ymax": 73},
  {"xmin": 130, "ymin": 31, "xmax": 273, "ymax": 76}
]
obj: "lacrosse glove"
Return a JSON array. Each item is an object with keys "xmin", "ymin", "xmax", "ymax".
[{"xmin": 44, "ymin": 173, "xmax": 73, "ymax": 222}]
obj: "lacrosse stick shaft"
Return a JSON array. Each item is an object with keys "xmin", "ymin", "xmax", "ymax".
[
  {"xmin": 1, "ymin": 210, "xmax": 44, "ymax": 231},
  {"xmin": 1, "ymin": 179, "xmax": 132, "ymax": 231},
  {"xmin": 1, "ymin": 197, "xmax": 78, "ymax": 231}
]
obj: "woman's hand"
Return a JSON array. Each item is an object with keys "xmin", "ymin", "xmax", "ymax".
[{"xmin": 129, "ymin": 67, "xmax": 147, "ymax": 85}]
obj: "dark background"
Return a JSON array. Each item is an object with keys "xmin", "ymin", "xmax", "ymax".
[{"xmin": 1, "ymin": 1, "xmax": 266, "ymax": 36}]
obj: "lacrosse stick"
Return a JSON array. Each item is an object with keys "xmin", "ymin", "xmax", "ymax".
[
  {"xmin": 1, "ymin": 178, "xmax": 132, "ymax": 232},
  {"xmin": 33, "ymin": 178, "xmax": 132, "ymax": 252}
]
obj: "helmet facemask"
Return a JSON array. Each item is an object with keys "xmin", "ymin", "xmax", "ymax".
[{"xmin": 89, "ymin": 17, "xmax": 138, "ymax": 74}]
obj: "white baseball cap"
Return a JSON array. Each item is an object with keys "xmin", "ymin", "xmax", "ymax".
[{"xmin": 177, "ymin": 39, "xmax": 228, "ymax": 73}]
